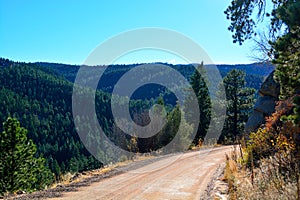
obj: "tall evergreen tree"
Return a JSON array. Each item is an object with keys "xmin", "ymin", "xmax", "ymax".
[
  {"xmin": 225, "ymin": 0, "xmax": 300, "ymax": 99},
  {"xmin": 0, "ymin": 117, "xmax": 53, "ymax": 194},
  {"xmin": 220, "ymin": 69, "xmax": 255, "ymax": 143},
  {"xmin": 188, "ymin": 62, "xmax": 211, "ymax": 144}
]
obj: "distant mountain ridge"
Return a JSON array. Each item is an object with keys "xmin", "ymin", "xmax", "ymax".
[
  {"xmin": 35, "ymin": 61, "xmax": 274, "ymax": 93},
  {"xmin": 35, "ymin": 61, "xmax": 274, "ymax": 76},
  {"xmin": 215, "ymin": 63, "xmax": 274, "ymax": 76}
]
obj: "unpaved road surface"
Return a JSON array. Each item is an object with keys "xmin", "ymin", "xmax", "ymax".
[{"xmin": 50, "ymin": 146, "xmax": 232, "ymax": 200}]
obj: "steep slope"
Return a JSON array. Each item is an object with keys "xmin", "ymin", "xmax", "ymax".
[{"xmin": 0, "ymin": 58, "xmax": 103, "ymax": 176}]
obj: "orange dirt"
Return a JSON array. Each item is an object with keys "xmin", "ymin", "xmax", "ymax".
[{"xmin": 49, "ymin": 146, "xmax": 232, "ymax": 200}]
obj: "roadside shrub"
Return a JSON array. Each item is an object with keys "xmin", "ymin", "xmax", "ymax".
[{"xmin": 241, "ymin": 95, "xmax": 300, "ymax": 199}]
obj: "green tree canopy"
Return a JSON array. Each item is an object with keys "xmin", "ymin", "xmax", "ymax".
[
  {"xmin": 187, "ymin": 63, "xmax": 211, "ymax": 144},
  {"xmin": 220, "ymin": 69, "xmax": 255, "ymax": 143},
  {"xmin": 0, "ymin": 117, "xmax": 53, "ymax": 194},
  {"xmin": 225, "ymin": 0, "xmax": 300, "ymax": 98}
]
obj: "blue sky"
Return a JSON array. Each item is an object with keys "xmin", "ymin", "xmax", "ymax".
[{"xmin": 0, "ymin": 0, "xmax": 259, "ymax": 65}]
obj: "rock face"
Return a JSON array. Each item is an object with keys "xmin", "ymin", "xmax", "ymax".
[
  {"xmin": 244, "ymin": 71, "xmax": 280, "ymax": 133},
  {"xmin": 259, "ymin": 71, "xmax": 280, "ymax": 97}
]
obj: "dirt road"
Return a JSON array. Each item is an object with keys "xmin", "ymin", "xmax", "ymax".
[{"xmin": 50, "ymin": 146, "xmax": 232, "ymax": 200}]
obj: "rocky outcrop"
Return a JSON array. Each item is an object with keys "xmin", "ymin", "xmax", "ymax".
[
  {"xmin": 258, "ymin": 71, "xmax": 280, "ymax": 97},
  {"xmin": 244, "ymin": 71, "xmax": 280, "ymax": 133}
]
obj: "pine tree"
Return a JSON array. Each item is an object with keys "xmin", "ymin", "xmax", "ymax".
[
  {"xmin": 0, "ymin": 117, "xmax": 53, "ymax": 194},
  {"xmin": 161, "ymin": 103, "xmax": 181, "ymax": 147},
  {"xmin": 187, "ymin": 62, "xmax": 211, "ymax": 144},
  {"xmin": 221, "ymin": 69, "xmax": 255, "ymax": 143},
  {"xmin": 225, "ymin": 0, "xmax": 300, "ymax": 99},
  {"xmin": 168, "ymin": 103, "xmax": 194, "ymax": 152}
]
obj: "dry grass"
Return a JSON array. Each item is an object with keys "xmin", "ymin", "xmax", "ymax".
[
  {"xmin": 224, "ymin": 146, "xmax": 299, "ymax": 200},
  {"xmin": 49, "ymin": 153, "xmax": 155, "ymax": 188},
  {"xmin": 223, "ymin": 146, "xmax": 240, "ymax": 199},
  {"xmin": 234, "ymin": 158, "xmax": 298, "ymax": 199},
  {"xmin": 189, "ymin": 138, "xmax": 221, "ymax": 151},
  {"xmin": 50, "ymin": 167, "xmax": 114, "ymax": 188}
]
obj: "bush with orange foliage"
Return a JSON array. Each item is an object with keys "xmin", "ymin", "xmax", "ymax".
[
  {"xmin": 243, "ymin": 95, "xmax": 300, "ymax": 199},
  {"xmin": 246, "ymin": 95, "xmax": 299, "ymax": 164}
]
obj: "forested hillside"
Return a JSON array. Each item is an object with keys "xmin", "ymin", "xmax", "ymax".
[
  {"xmin": 37, "ymin": 61, "xmax": 273, "ymax": 96},
  {"xmin": 0, "ymin": 57, "xmax": 271, "ymax": 191},
  {"xmin": 0, "ymin": 58, "xmax": 102, "ymax": 177}
]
